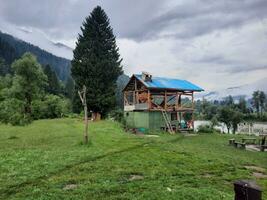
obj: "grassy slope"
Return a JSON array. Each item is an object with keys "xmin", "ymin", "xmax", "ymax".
[{"xmin": 0, "ymin": 119, "xmax": 266, "ymax": 200}]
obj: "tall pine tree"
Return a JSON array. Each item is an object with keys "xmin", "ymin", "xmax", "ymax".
[
  {"xmin": 43, "ymin": 64, "xmax": 60, "ymax": 95},
  {"xmin": 71, "ymin": 6, "xmax": 123, "ymax": 117}
]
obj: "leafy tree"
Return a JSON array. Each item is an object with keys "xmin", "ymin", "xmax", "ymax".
[
  {"xmin": 210, "ymin": 116, "xmax": 219, "ymax": 128},
  {"xmin": 218, "ymin": 106, "xmax": 243, "ymax": 134},
  {"xmin": 71, "ymin": 6, "xmax": 123, "ymax": 118},
  {"xmin": 32, "ymin": 95, "xmax": 71, "ymax": 119},
  {"xmin": 201, "ymin": 99, "xmax": 218, "ymax": 120},
  {"xmin": 237, "ymin": 97, "xmax": 248, "ymax": 113},
  {"xmin": 218, "ymin": 106, "xmax": 233, "ymax": 133},
  {"xmin": 259, "ymin": 91, "xmax": 266, "ymax": 115},
  {"xmin": 231, "ymin": 111, "xmax": 243, "ymax": 134},
  {"xmin": 0, "ymin": 98, "xmax": 29, "ymax": 125},
  {"xmin": 252, "ymin": 91, "xmax": 260, "ymax": 115},
  {"xmin": 43, "ymin": 64, "xmax": 60, "ymax": 95},
  {"xmin": 11, "ymin": 52, "xmax": 47, "ymax": 116},
  {"xmin": 225, "ymin": 95, "xmax": 234, "ymax": 106}
]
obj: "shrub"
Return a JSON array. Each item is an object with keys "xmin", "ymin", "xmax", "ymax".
[
  {"xmin": 0, "ymin": 98, "xmax": 32, "ymax": 125},
  {"xmin": 32, "ymin": 95, "xmax": 71, "ymax": 119},
  {"xmin": 197, "ymin": 124, "xmax": 214, "ymax": 133},
  {"xmin": 109, "ymin": 109, "xmax": 125, "ymax": 123}
]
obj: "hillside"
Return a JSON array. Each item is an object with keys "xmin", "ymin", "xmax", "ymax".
[
  {"xmin": 0, "ymin": 119, "xmax": 266, "ymax": 199},
  {"xmin": 0, "ymin": 31, "xmax": 71, "ymax": 82},
  {"xmin": 196, "ymin": 77, "xmax": 267, "ymax": 101}
]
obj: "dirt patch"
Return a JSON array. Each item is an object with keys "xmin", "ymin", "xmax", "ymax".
[
  {"xmin": 246, "ymin": 145, "xmax": 260, "ymax": 152},
  {"xmin": 63, "ymin": 184, "xmax": 78, "ymax": 190},
  {"xmin": 145, "ymin": 135, "xmax": 159, "ymax": 138},
  {"xmin": 252, "ymin": 172, "xmax": 267, "ymax": 179},
  {"xmin": 128, "ymin": 174, "xmax": 144, "ymax": 181},
  {"xmin": 245, "ymin": 166, "xmax": 266, "ymax": 173}
]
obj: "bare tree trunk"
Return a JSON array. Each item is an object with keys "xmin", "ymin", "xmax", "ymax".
[
  {"xmin": 78, "ymin": 85, "xmax": 89, "ymax": 144},
  {"xmin": 84, "ymin": 102, "xmax": 88, "ymax": 144}
]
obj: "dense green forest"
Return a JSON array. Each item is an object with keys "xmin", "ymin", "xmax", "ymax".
[
  {"xmin": 0, "ymin": 30, "xmax": 129, "ymax": 115},
  {"xmin": 0, "ymin": 31, "xmax": 71, "ymax": 82}
]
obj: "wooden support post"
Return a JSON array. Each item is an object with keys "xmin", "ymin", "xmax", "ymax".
[
  {"xmin": 148, "ymin": 90, "xmax": 151, "ymax": 109},
  {"xmin": 178, "ymin": 94, "xmax": 181, "ymax": 107},
  {"xmin": 175, "ymin": 92, "xmax": 178, "ymax": 110},
  {"xmin": 192, "ymin": 92, "xmax": 194, "ymax": 130},
  {"xmin": 164, "ymin": 90, "xmax": 167, "ymax": 110},
  {"xmin": 134, "ymin": 78, "xmax": 137, "ymax": 104},
  {"xmin": 192, "ymin": 92, "xmax": 194, "ymax": 109}
]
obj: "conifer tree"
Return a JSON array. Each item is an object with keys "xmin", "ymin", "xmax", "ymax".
[
  {"xmin": 71, "ymin": 6, "xmax": 123, "ymax": 118},
  {"xmin": 43, "ymin": 64, "xmax": 60, "ymax": 95},
  {"xmin": 65, "ymin": 76, "xmax": 75, "ymax": 100}
]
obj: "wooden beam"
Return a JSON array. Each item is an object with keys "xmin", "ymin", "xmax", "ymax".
[
  {"xmin": 178, "ymin": 94, "xmax": 181, "ymax": 107},
  {"xmin": 148, "ymin": 90, "xmax": 151, "ymax": 109},
  {"xmin": 192, "ymin": 92, "xmax": 194, "ymax": 109},
  {"xmin": 164, "ymin": 90, "xmax": 167, "ymax": 110}
]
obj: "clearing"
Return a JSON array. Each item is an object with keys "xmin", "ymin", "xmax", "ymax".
[{"xmin": 0, "ymin": 118, "xmax": 266, "ymax": 200}]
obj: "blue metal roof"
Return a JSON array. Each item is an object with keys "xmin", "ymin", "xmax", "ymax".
[{"xmin": 135, "ymin": 74, "xmax": 204, "ymax": 91}]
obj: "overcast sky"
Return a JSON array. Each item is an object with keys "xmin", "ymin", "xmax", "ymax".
[{"xmin": 0, "ymin": 0, "xmax": 267, "ymax": 91}]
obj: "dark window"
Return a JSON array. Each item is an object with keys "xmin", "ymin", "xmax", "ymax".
[{"xmin": 171, "ymin": 113, "xmax": 177, "ymax": 121}]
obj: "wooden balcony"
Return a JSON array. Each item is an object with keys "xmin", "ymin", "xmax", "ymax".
[{"xmin": 124, "ymin": 89, "xmax": 194, "ymax": 112}]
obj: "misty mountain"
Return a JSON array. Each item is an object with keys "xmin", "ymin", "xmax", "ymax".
[
  {"xmin": 0, "ymin": 31, "xmax": 71, "ymax": 82},
  {"xmin": 196, "ymin": 77, "xmax": 267, "ymax": 101},
  {"xmin": 53, "ymin": 42, "xmax": 73, "ymax": 52},
  {"xmin": 3, "ymin": 26, "xmax": 73, "ymax": 59}
]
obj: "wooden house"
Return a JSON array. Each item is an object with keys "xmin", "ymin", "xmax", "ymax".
[{"xmin": 123, "ymin": 72, "xmax": 204, "ymax": 133}]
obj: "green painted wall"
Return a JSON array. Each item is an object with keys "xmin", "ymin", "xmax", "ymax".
[
  {"xmin": 124, "ymin": 111, "xmax": 172, "ymax": 130},
  {"xmin": 124, "ymin": 111, "xmax": 149, "ymax": 129},
  {"xmin": 149, "ymin": 111, "xmax": 165, "ymax": 130}
]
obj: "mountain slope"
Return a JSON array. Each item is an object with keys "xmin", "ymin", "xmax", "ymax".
[
  {"xmin": 0, "ymin": 31, "xmax": 71, "ymax": 82},
  {"xmin": 1, "ymin": 24, "xmax": 73, "ymax": 59},
  {"xmin": 197, "ymin": 77, "xmax": 267, "ymax": 101}
]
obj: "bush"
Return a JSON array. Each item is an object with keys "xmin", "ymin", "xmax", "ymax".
[
  {"xmin": 32, "ymin": 95, "xmax": 71, "ymax": 119},
  {"xmin": 0, "ymin": 98, "xmax": 32, "ymax": 125},
  {"xmin": 197, "ymin": 124, "xmax": 214, "ymax": 133},
  {"xmin": 109, "ymin": 109, "xmax": 125, "ymax": 123}
]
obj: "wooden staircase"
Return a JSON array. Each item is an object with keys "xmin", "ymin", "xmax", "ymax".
[{"xmin": 161, "ymin": 110, "xmax": 175, "ymax": 134}]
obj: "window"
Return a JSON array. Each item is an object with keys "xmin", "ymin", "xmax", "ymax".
[{"xmin": 171, "ymin": 112, "xmax": 177, "ymax": 121}]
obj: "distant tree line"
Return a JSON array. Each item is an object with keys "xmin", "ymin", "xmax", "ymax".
[{"xmin": 195, "ymin": 92, "xmax": 267, "ymax": 133}]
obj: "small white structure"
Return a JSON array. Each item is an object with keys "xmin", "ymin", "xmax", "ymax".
[
  {"xmin": 194, "ymin": 120, "xmax": 267, "ymax": 135},
  {"xmin": 238, "ymin": 122, "xmax": 267, "ymax": 136}
]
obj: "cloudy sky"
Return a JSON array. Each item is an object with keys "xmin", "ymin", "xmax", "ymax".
[{"xmin": 0, "ymin": 0, "xmax": 267, "ymax": 91}]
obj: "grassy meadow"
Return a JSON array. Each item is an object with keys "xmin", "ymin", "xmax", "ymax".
[{"xmin": 0, "ymin": 118, "xmax": 266, "ymax": 200}]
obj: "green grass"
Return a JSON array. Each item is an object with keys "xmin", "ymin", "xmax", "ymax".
[{"xmin": 0, "ymin": 118, "xmax": 266, "ymax": 200}]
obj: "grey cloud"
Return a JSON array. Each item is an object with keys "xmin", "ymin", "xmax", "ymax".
[
  {"xmin": 132, "ymin": 0, "xmax": 267, "ymax": 40},
  {"xmin": 1, "ymin": 0, "xmax": 266, "ymax": 41},
  {"xmin": 193, "ymin": 55, "xmax": 235, "ymax": 65},
  {"xmin": 0, "ymin": 0, "xmax": 165, "ymax": 40},
  {"xmin": 227, "ymin": 65, "xmax": 267, "ymax": 73},
  {"xmin": 193, "ymin": 54, "xmax": 267, "ymax": 74}
]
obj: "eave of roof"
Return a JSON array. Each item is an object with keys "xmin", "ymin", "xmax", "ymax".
[{"xmin": 134, "ymin": 74, "xmax": 204, "ymax": 92}]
